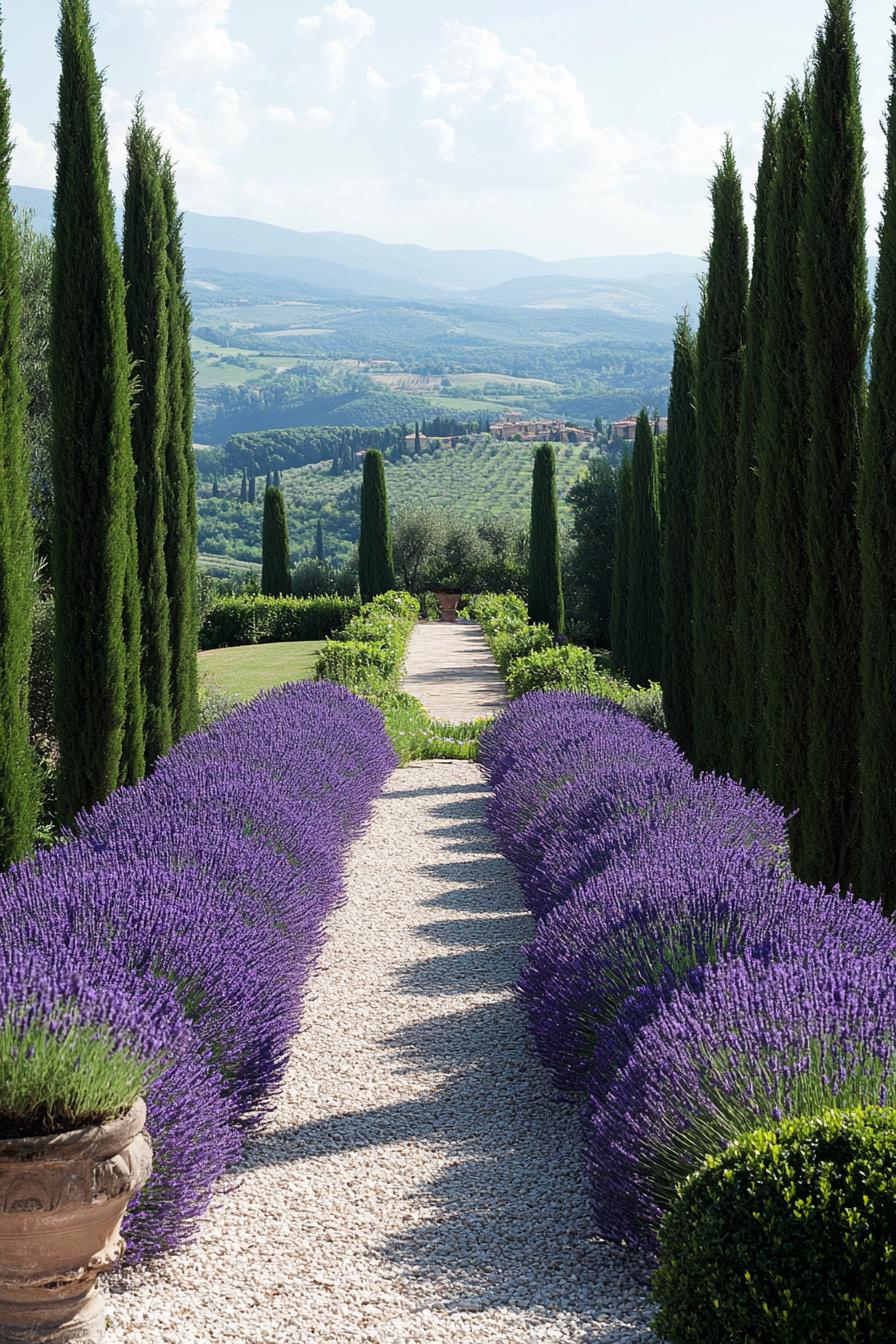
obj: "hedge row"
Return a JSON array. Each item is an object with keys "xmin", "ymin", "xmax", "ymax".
[
  {"xmin": 469, "ymin": 593, "xmax": 664, "ymax": 727},
  {"xmin": 0, "ymin": 682, "xmax": 396, "ymax": 1260},
  {"xmin": 199, "ymin": 594, "xmax": 359, "ymax": 650},
  {"xmin": 479, "ymin": 692, "xmax": 896, "ymax": 1339},
  {"xmin": 315, "ymin": 591, "xmax": 418, "ymax": 697}
]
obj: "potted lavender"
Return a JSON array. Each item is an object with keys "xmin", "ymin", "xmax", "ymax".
[{"xmin": 0, "ymin": 958, "xmax": 171, "ymax": 1343}]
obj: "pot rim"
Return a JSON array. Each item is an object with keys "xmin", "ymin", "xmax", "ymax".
[{"xmin": 0, "ymin": 1098, "xmax": 146, "ymax": 1165}]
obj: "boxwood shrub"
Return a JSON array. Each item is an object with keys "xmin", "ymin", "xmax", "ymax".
[
  {"xmin": 200, "ymin": 595, "xmax": 359, "ymax": 650},
  {"xmin": 315, "ymin": 591, "xmax": 418, "ymax": 696},
  {"xmin": 505, "ymin": 644, "xmax": 599, "ymax": 698},
  {"xmin": 653, "ymin": 1107, "xmax": 896, "ymax": 1344}
]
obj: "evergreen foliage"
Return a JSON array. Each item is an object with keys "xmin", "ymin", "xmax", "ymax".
[
  {"xmin": 610, "ymin": 450, "xmax": 632, "ymax": 673},
  {"xmin": 315, "ymin": 519, "xmax": 325, "ymax": 563},
  {"xmin": 566, "ymin": 455, "xmax": 616, "ymax": 647},
  {"xmin": 625, "ymin": 411, "xmax": 662, "ymax": 686},
  {"xmin": 691, "ymin": 140, "xmax": 749, "ymax": 775},
  {"xmin": 358, "ymin": 450, "xmax": 394, "ymax": 601},
  {"xmin": 731, "ymin": 101, "xmax": 777, "ymax": 788},
  {"xmin": 0, "ymin": 29, "xmax": 37, "ymax": 863},
  {"xmin": 123, "ymin": 106, "xmax": 171, "ymax": 765},
  {"xmin": 161, "ymin": 157, "xmax": 198, "ymax": 740},
  {"xmin": 247, "ymin": 472, "xmax": 256, "ymax": 504},
  {"xmin": 858, "ymin": 10, "xmax": 896, "ymax": 913},
  {"xmin": 755, "ymin": 85, "xmax": 811, "ymax": 817},
  {"xmin": 261, "ymin": 487, "xmax": 292, "ymax": 597},
  {"xmin": 798, "ymin": 0, "xmax": 870, "ymax": 887},
  {"xmin": 528, "ymin": 442, "xmax": 565, "ymax": 635},
  {"xmin": 239, "ymin": 468, "xmax": 247, "ymax": 503},
  {"xmin": 50, "ymin": 0, "xmax": 139, "ymax": 821},
  {"xmin": 662, "ymin": 313, "xmax": 699, "ymax": 754}
]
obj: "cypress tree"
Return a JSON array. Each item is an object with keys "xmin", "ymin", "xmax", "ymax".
[
  {"xmin": 123, "ymin": 107, "xmax": 171, "ymax": 765},
  {"xmin": 51, "ymin": 0, "xmax": 140, "ymax": 820},
  {"xmin": 691, "ymin": 140, "xmax": 749, "ymax": 775},
  {"xmin": 625, "ymin": 411, "xmax": 662, "ymax": 685},
  {"xmin": 528, "ymin": 442, "xmax": 565, "ymax": 634},
  {"xmin": 755, "ymin": 85, "xmax": 811, "ymax": 816},
  {"xmin": 161, "ymin": 156, "xmax": 198, "ymax": 740},
  {"xmin": 610, "ymin": 450, "xmax": 633, "ymax": 674},
  {"xmin": 315, "ymin": 519, "xmax": 325, "ymax": 563},
  {"xmin": 261, "ymin": 486, "xmax": 291, "ymax": 596},
  {"xmin": 247, "ymin": 471, "xmax": 256, "ymax": 504},
  {"xmin": 212, "ymin": 475, "xmax": 219, "ymax": 497},
  {"xmin": 858, "ymin": 9, "xmax": 896, "ymax": 912},
  {"xmin": 731, "ymin": 100, "xmax": 777, "ymax": 788},
  {"xmin": 240, "ymin": 467, "xmax": 247, "ymax": 503},
  {"xmin": 0, "ymin": 27, "xmax": 37, "ymax": 863},
  {"xmin": 662, "ymin": 313, "xmax": 699, "ymax": 752},
  {"xmin": 358, "ymin": 449, "xmax": 394, "ymax": 601},
  {"xmin": 797, "ymin": 0, "xmax": 870, "ymax": 888},
  {"xmin": 414, "ymin": 422, "xmax": 422, "ymax": 455}
]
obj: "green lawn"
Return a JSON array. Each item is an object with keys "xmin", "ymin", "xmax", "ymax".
[{"xmin": 198, "ymin": 640, "xmax": 324, "ymax": 700}]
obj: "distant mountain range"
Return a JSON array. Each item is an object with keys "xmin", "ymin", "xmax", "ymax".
[{"xmin": 13, "ymin": 184, "xmax": 704, "ymax": 321}]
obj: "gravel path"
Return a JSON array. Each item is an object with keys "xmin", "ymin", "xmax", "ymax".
[{"xmin": 107, "ymin": 761, "xmax": 655, "ymax": 1344}]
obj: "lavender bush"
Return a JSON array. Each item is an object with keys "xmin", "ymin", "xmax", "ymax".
[{"xmin": 0, "ymin": 680, "xmax": 395, "ymax": 1259}]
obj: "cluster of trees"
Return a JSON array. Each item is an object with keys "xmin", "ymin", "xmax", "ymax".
[
  {"xmin": 613, "ymin": 0, "xmax": 896, "ymax": 913},
  {"xmin": 0, "ymin": 0, "xmax": 197, "ymax": 857}
]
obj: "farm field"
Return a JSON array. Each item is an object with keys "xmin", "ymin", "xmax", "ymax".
[
  {"xmin": 197, "ymin": 437, "xmax": 595, "ymax": 567},
  {"xmin": 198, "ymin": 640, "xmax": 324, "ymax": 699}
]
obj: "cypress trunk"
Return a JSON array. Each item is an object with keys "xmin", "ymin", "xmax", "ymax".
[
  {"xmin": 797, "ymin": 0, "xmax": 870, "ymax": 887},
  {"xmin": 625, "ymin": 411, "xmax": 662, "ymax": 686},
  {"xmin": 731, "ymin": 101, "xmax": 777, "ymax": 788},
  {"xmin": 755, "ymin": 85, "xmax": 811, "ymax": 818},
  {"xmin": 662, "ymin": 312, "xmax": 699, "ymax": 753},
  {"xmin": 161, "ymin": 156, "xmax": 198, "ymax": 740},
  {"xmin": 50, "ymin": 0, "xmax": 139, "ymax": 821},
  {"xmin": 610, "ymin": 450, "xmax": 633, "ymax": 674},
  {"xmin": 358, "ymin": 450, "xmax": 394, "ymax": 601},
  {"xmin": 691, "ymin": 140, "xmax": 749, "ymax": 775},
  {"xmin": 528, "ymin": 442, "xmax": 565, "ymax": 634},
  {"xmin": 261, "ymin": 486, "xmax": 292, "ymax": 597},
  {"xmin": 123, "ymin": 108, "xmax": 171, "ymax": 765},
  {"xmin": 858, "ymin": 10, "xmax": 896, "ymax": 913},
  {"xmin": 0, "ymin": 29, "xmax": 37, "ymax": 863}
]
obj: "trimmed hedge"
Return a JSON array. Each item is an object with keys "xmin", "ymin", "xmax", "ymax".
[
  {"xmin": 653, "ymin": 1107, "xmax": 896, "ymax": 1343},
  {"xmin": 315, "ymin": 591, "xmax": 418, "ymax": 697},
  {"xmin": 506, "ymin": 644, "xmax": 599, "ymax": 698},
  {"xmin": 199, "ymin": 595, "xmax": 359, "ymax": 650}
]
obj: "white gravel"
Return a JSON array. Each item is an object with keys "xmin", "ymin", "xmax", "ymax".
[{"xmin": 106, "ymin": 760, "xmax": 656, "ymax": 1344}]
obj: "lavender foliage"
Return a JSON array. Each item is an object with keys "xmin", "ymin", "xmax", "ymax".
[{"xmin": 1, "ymin": 681, "xmax": 394, "ymax": 1259}]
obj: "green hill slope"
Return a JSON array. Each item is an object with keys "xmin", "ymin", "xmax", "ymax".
[{"xmin": 197, "ymin": 438, "xmax": 594, "ymax": 568}]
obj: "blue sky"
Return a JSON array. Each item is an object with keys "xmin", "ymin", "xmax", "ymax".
[{"xmin": 4, "ymin": 1, "xmax": 891, "ymax": 257}]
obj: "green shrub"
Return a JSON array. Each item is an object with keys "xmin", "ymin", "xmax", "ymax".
[
  {"xmin": 29, "ymin": 596, "xmax": 55, "ymax": 737},
  {"xmin": 315, "ymin": 638, "xmax": 396, "ymax": 696},
  {"xmin": 506, "ymin": 644, "xmax": 599, "ymax": 698},
  {"xmin": 374, "ymin": 691, "xmax": 488, "ymax": 764},
  {"xmin": 419, "ymin": 592, "xmax": 440, "ymax": 621},
  {"xmin": 199, "ymin": 594, "xmax": 359, "ymax": 649},
  {"xmin": 197, "ymin": 683, "xmax": 241, "ymax": 729},
  {"xmin": 491, "ymin": 624, "xmax": 553, "ymax": 676},
  {"xmin": 653, "ymin": 1108, "xmax": 896, "ymax": 1344}
]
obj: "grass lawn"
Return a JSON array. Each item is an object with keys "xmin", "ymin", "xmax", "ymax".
[{"xmin": 198, "ymin": 640, "xmax": 324, "ymax": 701}]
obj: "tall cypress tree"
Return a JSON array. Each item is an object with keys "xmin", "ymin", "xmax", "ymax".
[
  {"xmin": 261, "ymin": 486, "xmax": 291, "ymax": 596},
  {"xmin": 798, "ymin": 0, "xmax": 870, "ymax": 888},
  {"xmin": 123, "ymin": 107, "xmax": 171, "ymax": 765},
  {"xmin": 858, "ymin": 10, "xmax": 896, "ymax": 913},
  {"xmin": 662, "ymin": 312, "xmax": 699, "ymax": 753},
  {"xmin": 610, "ymin": 450, "xmax": 633, "ymax": 674},
  {"xmin": 161, "ymin": 156, "xmax": 198, "ymax": 740},
  {"xmin": 240, "ymin": 467, "xmax": 247, "ymax": 503},
  {"xmin": 51, "ymin": 0, "xmax": 139, "ymax": 821},
  {"xmin": 625, "ymin": 411, "xmax": 662, "ymax": 686},
  {"xmin": 731, "ymin": 100, "xmax": 777, "ymax": 788},
  {"xmin": 247, "ymin": 472, "xmax": 256, "ymax": 504},
  {"xmin": 528, "ymin": 442, "xmax": 565, "ymax": 634},
  {"xmin": 358, "ymin": 449, "xmax": 394, "ymax": 601},
  {"xmin": 691, "ymin": 140, "xmax": 749, "ymax": 775},
  {"xmin": 0, "ymin": 26, "xmax": 37, "ymax": 863},
  {"xmin": 755, "ymin": 85, "xmax": 811, "ymax": 817},
  {"xmin": 315, "ymin": 519, "xmax": 325, "ymax": 563}
]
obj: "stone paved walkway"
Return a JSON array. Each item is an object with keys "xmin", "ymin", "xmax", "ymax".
[{"xmin": 401, "ymin": 623, "xmax": 506, "ymax": 723}]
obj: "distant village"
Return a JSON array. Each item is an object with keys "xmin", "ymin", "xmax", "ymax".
[{"xmin": 404, "ymin": 411, "xmax": 668, "ymax": 455}]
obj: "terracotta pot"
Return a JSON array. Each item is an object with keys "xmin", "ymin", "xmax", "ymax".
[
  {"xmin": 0, "ymin": 1099, "xmax": 152, "ymax": 1342},
  {"xmin": 435, "ymin": 591, "xmax": 461, "ymax": 622}
]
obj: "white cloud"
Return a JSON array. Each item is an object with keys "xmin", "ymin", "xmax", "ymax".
[
  {"xmin": 296, "ymin": 0, "xmax": 375, "ymax": 91},
  {"xmin": 10, "ymin": 124, "xmax": 54, "ymax": 189},
  {"xmin": 266, "ymin": 105, "xmax": 298, "ymax": 126},
  {"xmin": 122, "ymin": 0, "xmax": 249, "ymax": 72},
  {"xmin": 303, "ymin": 105, "xmax": 333, "ymax": 129},
  {"xmin": 420, "ymin": 118, "xmax": 456, "ymax": 164},
  {"xmin": 366, "ymin": 67, "xmax": 390, "ymax": 96}
]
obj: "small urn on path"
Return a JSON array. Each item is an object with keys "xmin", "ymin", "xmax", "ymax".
[{"xmin": 0, "ymin": 1099, "xmax": 152, "ymax": 1342}]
